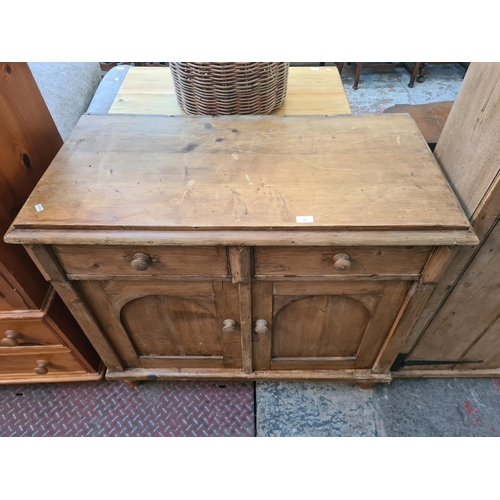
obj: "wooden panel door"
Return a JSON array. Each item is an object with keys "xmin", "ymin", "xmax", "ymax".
[
  {"xmin": 76, "ymin": 280, "xmax": 242, "ymax": 370},
  {"xmin": 252, "ymin": 280, "xmax": 410, "ymax": 371},
  {"xmin": 407, "ymin": 219, "xmax": 500, "ymax": 369}
]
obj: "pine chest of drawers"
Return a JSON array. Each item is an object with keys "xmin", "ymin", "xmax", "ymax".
[{"xmin": 5, "ymin": 113, "xmax": 478, "ymax": 385}]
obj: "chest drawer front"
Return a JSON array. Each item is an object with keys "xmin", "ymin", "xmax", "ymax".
[
  {"xmin": 254, "ymin": 246, "xmax": 432, "ymax": 277},
  {"xmin": 0, "ymin": 318, "xmax": 62, "ymax": 347},
  {"xmin": 0, "ymin": 347, "xmax": 84, "ymax": 376},
  {"xmin": 52, "ymin": 245, "xmax": 229, "ymax": 277}
]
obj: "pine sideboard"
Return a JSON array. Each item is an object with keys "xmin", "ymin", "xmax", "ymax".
[{"xmin": 5, "ymin": 113, "xmax": 477, "ymax": 385}]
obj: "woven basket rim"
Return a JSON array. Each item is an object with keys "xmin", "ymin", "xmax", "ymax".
[{"xmin": 170, "ymin": 62, "xmax": 289, "ymax": 115}]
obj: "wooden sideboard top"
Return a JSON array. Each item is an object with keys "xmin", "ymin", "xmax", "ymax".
[{"xmin": 6, "ymin": 113, "xmax": 477, "ymax": 246}]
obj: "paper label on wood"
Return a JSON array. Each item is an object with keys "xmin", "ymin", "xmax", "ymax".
[{"xmin": 296, "ymin": 216, "xmax": 314, "ymax": 223}]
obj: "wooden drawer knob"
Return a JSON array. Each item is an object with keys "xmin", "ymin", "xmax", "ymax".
[
  {"xmin": 332, "ymin": 253, "xmax": 351, "ymax": 271},
  {"xmin": 131, "ymin": 253, "xmax": 152, "ymax": 271},
  {"xmin": 33, "ymin": 360, "xmax": 51, "ymax": 375},
  {"xmin": 1, "ymin": 330, "xmax": 23, "ymax": 347},
  {"xmin": 255, "ymin": 319, "xmax": 269, "ymax": 334},
  {"xmin": 222, "ymin": 319, "xmax": 237, "ymax": 334}
]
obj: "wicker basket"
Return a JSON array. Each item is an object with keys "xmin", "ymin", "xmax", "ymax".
[{"xmin": 169, "ymin": 62, "xmax": 290, "ymax": 115}]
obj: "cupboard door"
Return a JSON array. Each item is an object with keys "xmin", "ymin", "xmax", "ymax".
[
  {"xmin": 252, "ymin": 280, "xmax": 410, "ymax": 371},
  {"xmin": 76, "ymin": 280, "xmax": 242, "ymax": 370}
]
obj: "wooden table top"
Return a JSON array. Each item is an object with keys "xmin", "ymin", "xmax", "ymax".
[
  {"xmin": 109, "ymin": 66, "xmax": 352, "ymax": 116},
  {"xmin": 7, "ymin": 113, "xmax": 476, "ymax": 247}
]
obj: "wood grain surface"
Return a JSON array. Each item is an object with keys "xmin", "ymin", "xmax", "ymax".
[
  {"xmin": 6, "ymin": 228, "xmax": 478, "ymax": 247},
  {"xmin": 0, "ymin": 318, "xmax": 60, "ymax": 346},
  {"xmin": 254, "ymin": 246, "xmax": 431, "ymax": 276},
  {"xmin": 105, "ymin": 367, "xmax": 393, "ymax": 382},
  {"xmin": 109, "ymin": 66, "xmax": 352, "ymax": 116},
  {"xmin": 52, "ymin": 245, "xmax": 228, "ymax": 276},
  {"xmin": 11, "ymin": 114, "xmax": 472, "ymax": 240},
  {"xmin": 0, "ymin": 346, "xmax": 84, "ymax": 375},
  {"xmin": 0, "ymin": 62, "xmax": 102, "ymax": 381},
  {"xmin": 409, "ymin": 220, "xmax": 500, "ymax": 364},
  {"xmin": 383, "ymin": 101, "xmax": 453, "ymax": 145},
  {"xmin": 399, "ymin": 63, "xmax": 500, "ymax": 373},
  {"xmin": 0, "ymin": 62, "xmax": 62, "ymax": 309},
  {"xmin": 434, "ymin": 63, "xmax": 500, "ymax": 218}
]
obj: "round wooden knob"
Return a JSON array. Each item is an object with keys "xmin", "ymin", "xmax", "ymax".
[
  {"xmin": 222, "ymin": 319, "xmax": 237, "ymax": 334},
  {"xmin": 332, "ymin": 253, "xmax": 351, "ymax": 271},
  {"xmin": 131, "ymin": 253, "xmax": 152, "ymax": 271},
  {"xmin": 33, "ymin": 360, "xmax": 51, "ymax": 375},
  {"xmin": 255, "ymin": 319, "xmax": 269, "ymax": 334},
  {"xmin": 1, "ymin": 330, "xmax": 23, "ymax": 347}
]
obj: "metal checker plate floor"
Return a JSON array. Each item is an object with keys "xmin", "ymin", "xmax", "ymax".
[{"xmin": 0, "ymin": 381, "xmax": 254, "ymax": 437}]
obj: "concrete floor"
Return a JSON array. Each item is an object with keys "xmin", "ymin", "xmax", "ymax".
[
  {"xmin": 257, "ymin": 379, "xmax": 500, "ymax": 437},
  {"xmin": 256, "ymin": 63, "xmax": 500, "ymax": 438}
]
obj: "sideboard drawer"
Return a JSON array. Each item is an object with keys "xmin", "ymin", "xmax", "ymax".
[
  {"xmin": 52, "ymin": 245, "xmax": 229, "ymax": 277},
  {"xmin": 254, "ymin": 246, "xmax": 432, "ymax": 277},
  {"xmin": 0, "ymin": 318, "xmax": 62, "ymax": 347}
]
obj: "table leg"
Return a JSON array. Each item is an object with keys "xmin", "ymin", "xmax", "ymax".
[{"xmin": 353, "ymin": 62, "xmax": 363, "ymax": 90}]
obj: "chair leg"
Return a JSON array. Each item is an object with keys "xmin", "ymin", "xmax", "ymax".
[
  {"xmin": 409, "ymin": 62, "xmax": 421, "ymax": 87},
  {"xmin": 417, "ymin": 63, "xmax": 427, "ymax": 83},
  {"xmin": 353, "ymin": 62, "xmax": 363, "ymax": 90},
  {"xmin": 334, "ymin": 62, "xmax": 344, "ymax": 74}
]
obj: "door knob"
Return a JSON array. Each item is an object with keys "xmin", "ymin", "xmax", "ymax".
[
  {"xmin": 1, "ymin": 330, "xmax": 23, "ymax": 346},
  {"xmin": 222, "ymin": 319, "xmax": 237, "ymax": 334},
  {"xmin": 255, "ymin": 319, "xmax": 269, "ymax": 334},
  {"xmin": 33, "ymin": 360, "xmax": 51, "ymax": 375},
  {"xmin": 131, "ymin": 252, "xmax": 152, "ymax": 271},
  {"xmin": 332, "ymin": 253, "xmax": 351, "ymax": 271}
]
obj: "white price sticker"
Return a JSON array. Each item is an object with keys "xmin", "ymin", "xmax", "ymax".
[{"xmin": 296, "ymin": 215, "xmax": 314, "ymax": 223}]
